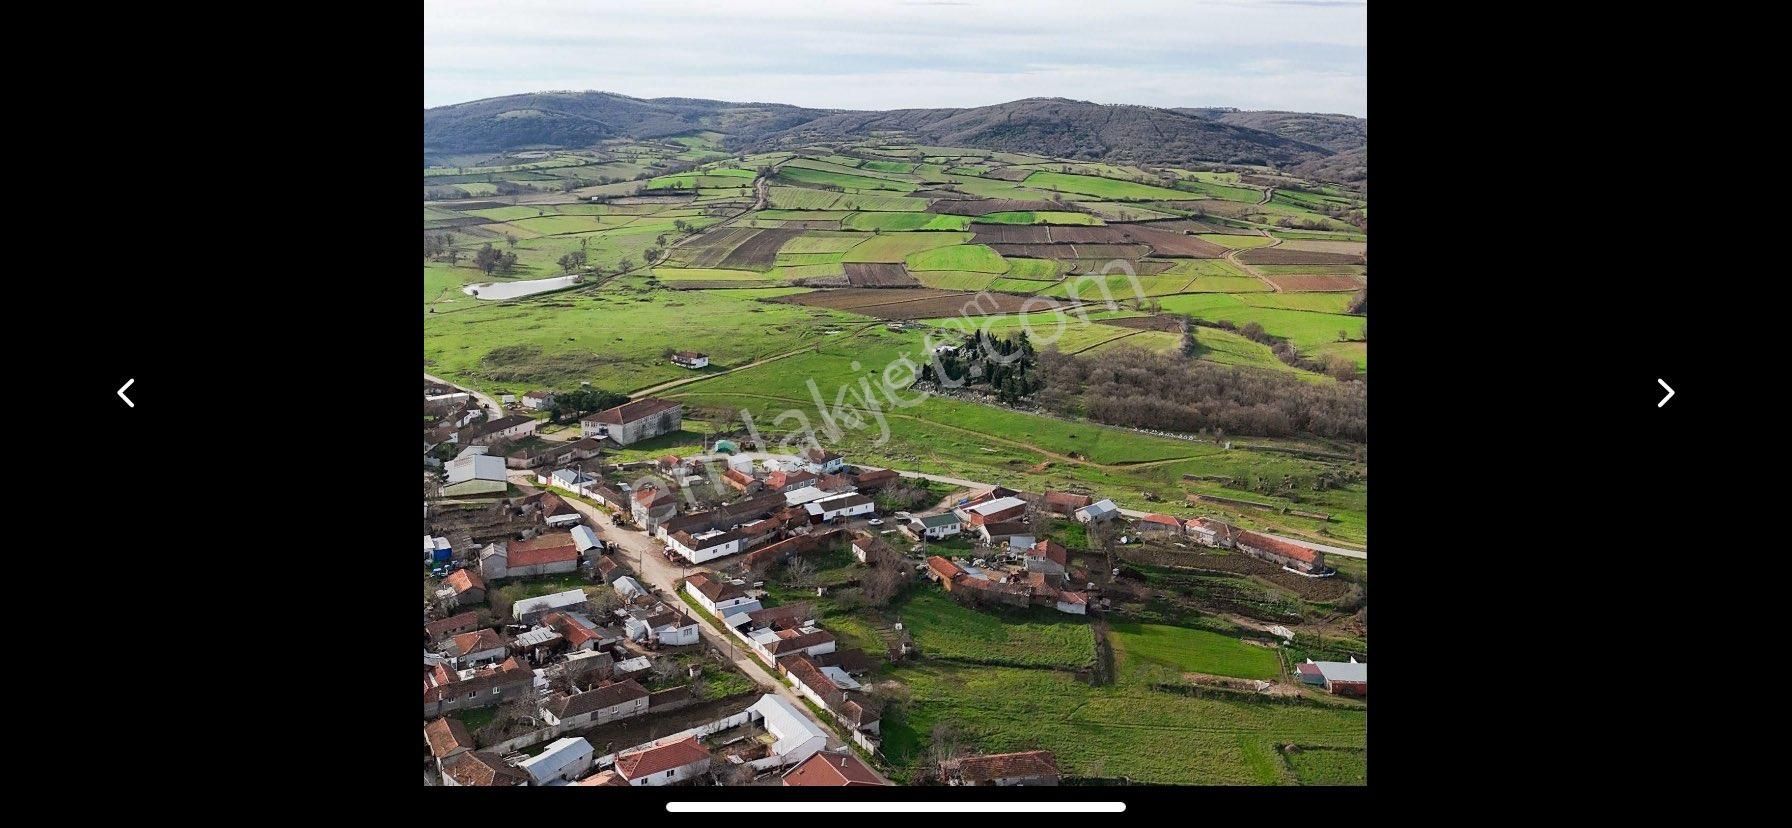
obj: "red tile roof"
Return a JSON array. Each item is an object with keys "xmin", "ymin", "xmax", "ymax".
[
  {"xmin": 955, "ymin": 750, "xmax": 1059, "ymax": 783},
  {"xmin": 587, "ymin": 397, "xmax": 681, "ymax": 426},
  {"xmin": 574, "ymin": 770, "xmax": 628, "ymax": 786},
  {"xmin": 424, "ymin": 717, "xmax": 474, "ymax": 758},
  {"xmin": 747, "ymin": 602, "xmax": 814, "ymax": 630},
  {"xmin": 782, "ymin": 751, "xmax": 888, "ymax": 786},
  {"xmin": 1238, "ymin": 531, "xmax": 1320, "ymax": 564},
  {"xmin": 767, "ymin": 629, "xmax": 836, "ymax": 655},
  {"xmin": 1028, "ymin": 539, "xmax": 1068, "ymax": 567},
  {"xmin": 543, "ymin": 612, "xmax": 599, "ymax": 647},
  {"xmin": 547, "ymin": 679, "xmax": 649, "ymax": 719},
  {"xmin": 443, "ymin": 569, "xmax": 486, "ymax": 594},
  {"xmin": 1043, "ymin": 491, "xmax": 1093, "ymax": 511},
  {"xmin": 767, "ymin": 469, "xmax": 817, "ymax": 490},
  {"xmin": 440, "ymin": 751, "xmax": 530, "ymax": 786},
  {"xmin": 507, "ymin": 533, "xmax": 580, "ymax": 568},
  {"xmin": 723, "ymin": 467, "xmax": 756, "ymax": 488},
  {"xmin": 450, "ymin": 628, "xmax": 505, "ymax": 656},
  {"xmin": 425, "ymin": 611, "xmax": 480, "ymax": 640},
  {"xmin": 686, "ymin": 572, "xmax": 745, "ymax": 603},
  {"xmin": 1140, "ymin": 512, "xmax": 1183, "ymax": 528},
  {"xmin": 615, "ymin": 736, "xmax": 710, "ymax": 780},
  {"xmin": 783, "ymin": 656, "xmax": 840, "ymax": 700},
  {"xmin": 927, "ymin": 556, "xmax": 964, "ymax": 582}
]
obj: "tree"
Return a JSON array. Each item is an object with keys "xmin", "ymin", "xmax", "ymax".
[
  {"xmin": 784, "ymin": 556, "xmax": 816, "ymax": 587},
  {"xmin": 618, "ymin": 258, "xmax": 635, "ymax": 272},
  {"xmin": 504, "ymin": 233, "xmax": 518, "ymax": 249},
  {"xmin": 498, "ymin": 251, "xmax": 518, "ymax": 273},
  {"xmin": 474, "ymin": 243, "xmax": 501, "ymax": 275}
]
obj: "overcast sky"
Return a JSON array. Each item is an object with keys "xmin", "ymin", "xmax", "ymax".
[{"xmin": 424, "ymin": 0, "xmax": 1366, "ymax": 116}]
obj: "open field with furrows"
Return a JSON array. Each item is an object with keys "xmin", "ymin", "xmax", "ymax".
[
  {"xmin": 773, "ymin": 287, "xmax": 1064, "ymax": 320},
  {"xmin": 1237, "ymin": 248, "xmax": 1366, "ymax": 266},
  {"xmin": 1022, "ymin": 171, "xmax": 1196, "ymax": 201},
  {"xmin": 879, "ymin": 662, "xmax": 1366, "ymax": 784},
  {"xmin": 1259, "ymin": 273, "xmax": 1365, "ymax": 292},
  {"xmin": 843, "ymin": 263, "xmax": 919, "ymax": 287},
  {"xmin": 895, "ymin": 589, "xmax": 1096, "ymax": 670}
]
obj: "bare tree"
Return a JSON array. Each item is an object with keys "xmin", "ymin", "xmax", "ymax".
[{"xmin": 784, "ymin": 556, "xmax": 817, "ymax": 587}]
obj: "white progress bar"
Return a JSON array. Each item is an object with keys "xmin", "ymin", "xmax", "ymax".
[{"xmin": 669, "ymin": 802, "xmax": 1125, "ymax": 813}]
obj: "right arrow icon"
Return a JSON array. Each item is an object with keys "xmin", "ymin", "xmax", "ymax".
[{"xmin": 1658, "ymin": 378, "xmax": 1674, "ymax": 408}]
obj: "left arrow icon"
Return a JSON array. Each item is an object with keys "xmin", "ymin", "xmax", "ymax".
[{"xmin": 117, "ymin": 378, "xmax": 135, "ymax": 408}]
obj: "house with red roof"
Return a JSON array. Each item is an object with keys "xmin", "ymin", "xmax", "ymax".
[
  {"xmin": 613, "ymin": 736, "xmax": 712, "ymax": 786},
  {"xmin": 1236, "ymin": 530, "xmax": 1327, "ymax": 574},
  {"xmin": 479, "ymin": 532, "xmax": 580, "ymax": 580},
  {"xmin": 1136, "ymin": 512, "xmax": 1184, "ymax": 536},
  {"xmin": 440, "ymin": 750, "xmax": 530, "ymax": 786},
  {"xmin": 949, "ymin": 750, "xmax": 1060, "ymax": 786},
  {"xmin": 1025, "ymin": 539, "xmax": 1069, "ymax": 575},
  {"xmin": 782, "ymin": 750, "xmax": 889, "ymax": 787},
  {"xmin": 580, "ymin": 397, "xmax": 683, "ymax": 446},
  {"xmin": 434, "ymin": 569, "xmax": 487, "ymax": 609}
]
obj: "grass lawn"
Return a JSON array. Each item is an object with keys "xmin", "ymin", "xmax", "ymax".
[
  {"xmin": 1284, "ymin": 747, "xmax": 1367, "ymax": 785},
  {"xmin": 894, "ymin": 588, "xmax": 1095, "ymax": 670},
  {"xmin": 1108, "ymin": 622, "xmax": 1283, "ymax": 682},
  {"xmin": 841, "ymin": 232, "xmax": 972, "ymax": 263},
  {"xmin": 881, "ymin": 661, "xmax": 1365, "ymax": 784},
  {"xmin": 905, "ymin": 244, "xmax": 1009, "ymax": 273}
]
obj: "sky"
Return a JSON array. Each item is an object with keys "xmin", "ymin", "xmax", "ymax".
[{"xmin": 424, "ymin": 0, "xmax": 1366, "ymax": 116}]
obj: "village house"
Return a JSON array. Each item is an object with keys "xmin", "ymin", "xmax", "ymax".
[
  {"xmin": 765, "ymin": 468, "xmax": 819, "ymax": 494},
  {"xmin": 423, "ymin": 657, "xmax": 533, "ymax": 718},
  {"xmin": 444, "ymin": 628, "xmax": 508, "ymax": 668},
  {"xmin": 594, "ymin": 553, "xmax": 626, "ymax": 583},
  {"xmin": 544, "ymin": 468, "xmax": 598, "ymax": 494},
  {"xmin": 905, "ymin": 512, "xmax": 963, "ymax": 541},
  {"xmin": 520, "ymin": 390, "xmax": 554, "ymax": 410},
  {"xmin": 631, "ymin": 486, "xmax": 679, "ymax": 532},
  {"xmin": 949, "ymin": 750, "xmax": 1060, "ymax": 786},
  {"xmin": 721, "ymin": 466, "xmax": 757, "ymax": 492},
  {"xmin": 439, "ymin": 750, "xmax": 530, "ymax": 787},
  {"xmin": 803, "ymin": 447, "xmax": 845, "ymax": 475},
  {"xmin": 425, "ymin": 611, "xmax": 481, "ymax": 643},
  {"xmin": 624, "ymin": 605, "xmax": 701, "ymax": 647},
  {"xmin": 976, "ymin": 520, "xmax": 1030, "ymax": 545},
  {"xmin": 512, "ymin": 624, "xmax": 566, "ymax": 664},
  {"xmin": 781, "ymin": 750, "xmax": 888, "ymax": 787},
  {"xmin": 1136, "ymin": 512, "xmax": 1184, "ymax": 536},
  {"xmin": 1025, "ymin": 539, "xmax": 1069, "ymax": 576},
  {"xmin": 783, "ymin": 485, "xmax": 836, "ymax": 510},
  {"xmin": 1185, "ymin": 516, "xmax": 1238, "ymax": 548},
  {"xmin": 424, "ymin": 535, "xmax": 454, "ymax": 567},
  {"xmin": 1236, "ymin": 530, "xmax": 1327, "ymax": 574},
  {"xmin": 613, "ymin": 576, "xmax": 648, "ymax": 602},
  {"xmin": 543, "ymin": 611, "xmax": 612, "ymax": 652},
  {"xmin": 443, "ymin": 453, "xmax": 508, "ymax": 497},
  {"xmin": 1297, "ymin": 659, "xmax": 1367, "ymax": 696},
  {"xmin": 481, "ymin": 532, "xmax": 580, "ymax": 580},
  {"xmin": 780, "ymin": 656, "xmax": 881, "ymax": 748},
  {"xmin": 1074, "ymin": 499, "xmax": 1120, "ymax": 523},
  {"xmin": 849, "ymin": 467, "xmax": 899, "ymax": 492},
  {"xmin": 519, "ymin": 737, "xmax": 594, "ymax": 786},
  {"xmin": 614, "ymin": 736, "xmax": 712, "ymax": 786},
  {"xmin": 963, "ymin": 485, "xmax": 1021, "ymax": 506},
  {"xmin": 667, "ymin": 529, "xmax": 744, "ymax": 564},
  {"xmin": 463, "ymin": 414, "xmax": 538, "ymax": 447},
  {"xmin": 926, "ymin": 556, "xmax": 966, "ymax": 591},
  {"xmin": 657, "ymin": 492, "xmax": 788, "ymax": 542},
  {"xmin": 684, "ymin": 572, "xmax": 763, "ymax": 617},
  {"xmin": 807, "ymin": 492, "xmax": 875, "ymax": 523},
  {"xmin": 434, "ymin": 569, "xmax": 487, "ymax": 609},
  {"xmin": 424, "ymin": 717, "xmax": 474, "ymax": 772},
  {"xmin": 506, "ymin": 436, "xmax": 604, "ymax": 470},
  {"xmin": 512, "ymin": 589, "xmax": 589, "ymax": 625},
  {"xmin": 581, "ymin": 398, "xmax": 683, "ymax": 446},
  {"xmin": 744, "ymin": 620, "xmax": 837, "ymax": 663},
  {"xmin": 671, "ymin": 351, "xmax": 710, "ymax": 369},
  {"xmin": 1042, "ymin": 490, "xmax": 1093, "ymax": 516},
  {"xmin": 956, "ymin": 495, "xmax": 1028, "ymax": 527},
  {"xmin": 850, "ymin": 530, "xmax": 897, "ymax": 564},
  {"xmin": 540, "ymin": 679, "xmax": 651, "ymax": 728}
]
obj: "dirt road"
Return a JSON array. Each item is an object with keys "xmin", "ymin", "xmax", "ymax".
[
  {"xmin": 426, "ymin": 372, "xmax": 504, "ymax": 420},
  {"xmin": 505, "ymin": 472, "xmax": 850, "ymax": 751}
]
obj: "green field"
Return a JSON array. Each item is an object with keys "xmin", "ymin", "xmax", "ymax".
[
  {"xmin": 975, "ymin": 210, "xmax": 1104, "ymax": 225},
  {"xmin": 1023, "ymin": 171, "xmax": 1194, "ymax": 201},
  {"xmin": 652, "ymin": 268, "xmax": 769, "ymax": 281},
  {"xmin": 1155, "ymin": 295, "xmax": 1369, "ymax": 351},
  {"xmin": 841, "ymin": 232, "xmax": 972, "ymax": 262},
  {"xmin": 777, "ymin": 166, "xmax": 916, "ymax": 193},
  {"xmin": 913, "ymin": 271, "xmax": 1001, "ymax": 291},
  {"xmin": 842, "ymin": 212, "xmax": 970, "ymax": 231},
  {"xmin": 1109, "ymin": 622, "xmax": 1283, "ymax": 682},
  {"xmin": 1284, "ymin": 748, "xmax": 1367, "ymax": 785},
  {"xmin": 905, "ymin": 244, "xmax": 1008, "ymax": 273},
  {"xmin": 882, "ymin": 662, "xmax": 1366, "ymax": 784},
  {"xmin": 896, "ymin": 589, "xmax": 1095, "ymax": 669}
]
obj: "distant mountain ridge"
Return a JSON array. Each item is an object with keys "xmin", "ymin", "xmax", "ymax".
[{"xmin": 424, "ymin": 91, "xmax": 1367, "ymax": 181}]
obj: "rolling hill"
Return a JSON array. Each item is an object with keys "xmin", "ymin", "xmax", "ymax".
[{"xmin": 424, "ymin": 92, "xmax": 1367, "ymax": 182}]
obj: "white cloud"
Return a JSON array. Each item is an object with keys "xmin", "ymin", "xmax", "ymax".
[{"xmin": 423, "ymin": 0, "xmax": 1367, "ymax": 115}]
